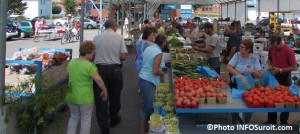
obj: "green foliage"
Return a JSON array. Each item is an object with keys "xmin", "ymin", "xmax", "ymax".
[
  {"xmin": 52, "ymin": 2, "xmax": 62, "ymax": 14},
  {"xmin": 63, "ymin": 0, "xmax": 78, "ymax": 15},
  {"xmin": 14, "ymin": 84, "xmax": 68, "ymax": 133},
  {"xmin": 4, "ymin": 75, "xmax": 68, "ymax": 133},
  {"xmin": 8, "ymin": 0, "xmax": 28, "ymax": 15}
]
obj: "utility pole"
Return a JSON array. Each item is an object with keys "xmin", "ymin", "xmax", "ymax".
[
  {"xmin": 0, "ymin": 0, "xmax": 8, "ymax": 106},
  {"xmin": 109, "ymin": 0, "xmax": 113, "ymax": 20},
  {"xmin": 80, "ymin": 0, "xmax": 85, "ymax": 46}
]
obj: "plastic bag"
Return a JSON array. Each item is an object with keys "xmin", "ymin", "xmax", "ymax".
[
  {"xmin": 260, "ymin": 70, "xmax": 279, "ymax": 88},
  {"xmin": 185, "ymin": 37, "xmax": 192, "ymax": 45},
  {"xmin": 289, "ymin": 85, "xmax": 300, "ymax": 96},
  {"xmin": 231, "ymin": 88, "xmax": 245, "ymax": 99},
  {"xmin": 234, "ymin": 72, "xmax": 254, "ymax": 91},
  {"xmin": 196, "ymin": 66, "xmax": 219, "ymax": 78}
]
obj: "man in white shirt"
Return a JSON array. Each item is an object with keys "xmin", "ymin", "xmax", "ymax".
[{"xmin": 93, "ymin": 20, "xmax": 128, "ymax": 134}]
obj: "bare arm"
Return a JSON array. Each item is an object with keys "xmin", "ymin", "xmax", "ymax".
[
  {"xmin": 191, "ymin": 42, "xmax": 205, "ymax": 48},
  {"xmin": 120, "ymin": 53, "xmax": 128, "ymax": 61},
  {"xmin": 92, "ymin": 73, "xmax": 108, "ymax": 101},
  {"xmin": 226, "ymin": 64, "xmax": 243, "ymax": 77},
  {"xmin": 153, "ymin": 54, "xmax": 164, "ymax": 79},
  {"xmin": 193, "ymin": 45, "xmax": 214, "ymax": 53},
  {"xmin": 227, "ymin": 47, "xmax": 236, "ymax": 59},
  {"xmin": 250, "ymin": 70, "xmax": 262, "ymax": 78}
]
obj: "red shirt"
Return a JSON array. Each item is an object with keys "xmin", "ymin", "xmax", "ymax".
[{"xmin": 268, "ymin": 44, "xmax": 296, "ymax": 68}]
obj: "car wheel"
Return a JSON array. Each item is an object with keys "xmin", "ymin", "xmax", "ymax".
[
  {"xmin": 56, "ymin": 22, "xmax": 61, "ymax": 26},
  {"xmin": 7, "ymin": 37, "xmax": 12, "ymax": 41},
  {"xmin": 87, "ymin": 24, "xmax": 93, "ymax": 29}
]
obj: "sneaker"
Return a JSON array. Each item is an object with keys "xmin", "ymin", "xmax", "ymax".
[
  {"xmin": 110, "ymin": 115, "xmax": 121, "ymax": 127},
  {"xmin": 101, "ymin": 127, "xmax": 109, "ymax": 134}
]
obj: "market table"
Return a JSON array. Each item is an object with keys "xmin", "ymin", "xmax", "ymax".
[{"xmin": 176, "ymin": 88, "xmax": 300, "ymax": 124}]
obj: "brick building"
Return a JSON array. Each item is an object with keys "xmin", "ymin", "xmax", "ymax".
[{"xmin": 194, "ymin": 5, "xmax": 220, "ymax": 15}]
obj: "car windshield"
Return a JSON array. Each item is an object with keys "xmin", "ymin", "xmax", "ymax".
[{"xmin": 20, "ymin": 22, "xmax": 30, "ymax": 26}]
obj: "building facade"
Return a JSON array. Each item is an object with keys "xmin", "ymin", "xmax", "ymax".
[{"xmin": 23, "ymin": 0, "xmax": 52, "ymax": 19}]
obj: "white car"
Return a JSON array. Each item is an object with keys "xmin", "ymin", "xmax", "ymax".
[
  {"xmin": 54, "ymin": 17, "xmax": 68, "ymax": 26},
  {"xmin": 201, "ymin": 17, "xmax": 213, "ymax": 23},
  {"xmin": 6, "ymin": 31, "xmax": 18, "ymax": 41}
]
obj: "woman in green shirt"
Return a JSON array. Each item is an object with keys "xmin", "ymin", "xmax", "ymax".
[{"xmin": 66, "ymin": 40, "xmax": 108, "ymax": 134}]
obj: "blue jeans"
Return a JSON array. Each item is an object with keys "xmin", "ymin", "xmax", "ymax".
[{"xmin": 138, "ymin": 77, "xmax": 156, "ymax": 119}]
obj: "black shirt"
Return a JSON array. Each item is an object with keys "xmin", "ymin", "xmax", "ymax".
[{"xmin": 226, "ymin": 32, "xmax": 241, "ymax": 56}]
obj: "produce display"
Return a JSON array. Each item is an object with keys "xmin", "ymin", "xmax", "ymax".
[
  {"xmin": 242, "ymin": 85, "xmax": 300, "ymax": 108},
  {"xmin": 8, "ymin": 47, "xmax": 70, "ymax": 74},
  {"xmin": 149, "ymin": 83, "xmax": 180, "ymax": 133},
  {"xmin": 167, "ymin": 35, "xmax": 184, "ymax": 48},
  {"xmin": 174, "ymin": 77, "xmax": 228, "ymax": 109},
  {"xmin": 172, "ymin": 60, "xmax": 211, "ymax": 78}
]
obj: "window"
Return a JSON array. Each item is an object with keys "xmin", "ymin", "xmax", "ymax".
[
  {"xmin": 20, "ymin": 22, "xmax": 30, "ymax": 26},
  {"xmin": 40, "ymin": 9, "xmax": 42, "ymax": 14},
  {"xmin": 206, "ymin": 7, "xmax": 208, "ymax": 11},
  {"xmin": 202, "ymin": 8, "xmax": 204, "ymax": 11}
]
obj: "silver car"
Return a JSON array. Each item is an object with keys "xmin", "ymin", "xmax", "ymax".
[
  {"xmin": 83, "ymin": 19, "xmax": 98, "ymax": 29},
  {"xmin": 74, "ymin": 18, "xmax": 98, "ymax": 29}
]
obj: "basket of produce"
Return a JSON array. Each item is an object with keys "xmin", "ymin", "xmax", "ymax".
[{"xmin": 149, "ymin": 113, "xmax": 165, "ymax": 133}]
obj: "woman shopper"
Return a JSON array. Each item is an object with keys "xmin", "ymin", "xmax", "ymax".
[
  {"xmin": 226, "ymin": 39, "xmax": 262, "ymax": 124},
  {"xmin": 66, "ymin": 40, "xmax": 108, "ymax": 134},
  {"xmin": 135, "ymin": 27, "xmax": 156, "ymax": 72},
  {"xmin": 138, "ymin": 34, "xmax": 167, "ymax": 134}
]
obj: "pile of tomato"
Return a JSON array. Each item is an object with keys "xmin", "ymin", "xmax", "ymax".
[
  {"xmin": 174, "ymin": 77, "xmax": 228, "ymax": 109},
  {"xmin": 242, "ymin": 85, "xmax": 300, "ymax": 108}
]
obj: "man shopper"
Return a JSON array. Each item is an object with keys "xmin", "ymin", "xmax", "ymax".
[
  {"xmin": 265, "ymin": 35, "xmax": 297, "ymax": 124},
  {"xmin": 191, "ymin": 22, "xmax": 221, "ymax": 74},
  {"xmin": 93, "ymin": 20, "xmax": 128, "ymax": 134},
  {"xmin": 225, "ymin": 25, "xmax": 241, "ymax": 63}
]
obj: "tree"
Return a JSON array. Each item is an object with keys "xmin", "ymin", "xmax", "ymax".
[
  {"xmin": 8, "ymin": 0, "xmax": 28, "ymax": 15},
  {"xmin": 63, "ymin": 0, "xmax": 78, "ymax": 15},
  {"xmin": 52, "ymin": 2, "xmax": 62, "ymax": 14}
]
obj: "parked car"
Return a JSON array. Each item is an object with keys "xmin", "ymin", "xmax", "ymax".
[
  {"xmin": 6, "ymin": 31, "xmax": 18, "ymax": 41},
  {"xmin": 200, "ymin": 17, "xmax": 213, "ymax": 23},
  {"xmin": 13, "ymin": 21, "xmax": 33, "ymax": 38},
  {"xmin": 42, "ymin": 21, "xmax": 56, "ymax": 29},
  {"xmin": 74, "ymin": 18, "xmax": 99, "ymax": 29},
  {"xmin": 54, "ymin": 17, "xmax": 68, "ymax": 26}
]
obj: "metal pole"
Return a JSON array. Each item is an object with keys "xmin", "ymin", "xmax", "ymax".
[
  {"xmin": 144, "ymin": 3, "xmax": 146, "ymax": 21},
  {"xmin": 80, "ymin": 0, "xmax": 85, "ymax": 46},
  {"xmin": 134, "ymin": 2, "xmax": 137, "ymax": 28},
  {"xmin": 245, "ymin": 0, "xmax": 247, "ymax": 23},
  {"xmin": 258, "ymin": 0, "xmax": 260, "ymax": 17},
  {"xmin": 0, "ymin": 0, "xmax": 8, "ymax": 106},
  {"xmin": 220, "ymin": 4, "xmax": 222, "ymax": 18},
  {"xmin": 227, "ymin": 3, "xmax": 228, "ymax": 18},
  {"xmin": 121, "ymin": 0, "xmax": 124, "ymax": 36},
  {"xmin": 109, "ymin": 0, "xmax": 113, "ymax": 20},
  {"xmin": 277, "ymin": 0, "xmax": 279, "ymax": 25},
  {"xmin": 234, "ymin": 2, "xmax": 236, "ymax": 20},
  {"xmin": 100, "ymin": 0, "xmax": 102, "ymax": 24},
  {"xmin": 128, "ymin": 3, "xmax": 131, "ymax": 34}
]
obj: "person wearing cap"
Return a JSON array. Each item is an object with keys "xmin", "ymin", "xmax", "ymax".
[
  {"xmin": 93, "ymin": 20, "xmax": 128, "ymax": 134},
  {"xmin": 65, "ymin": 14, "xmax": 74, "ymax": 28},
  {"xmin": 191, "ymin": 22, "xmax": 221, "ymax": 74}
]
